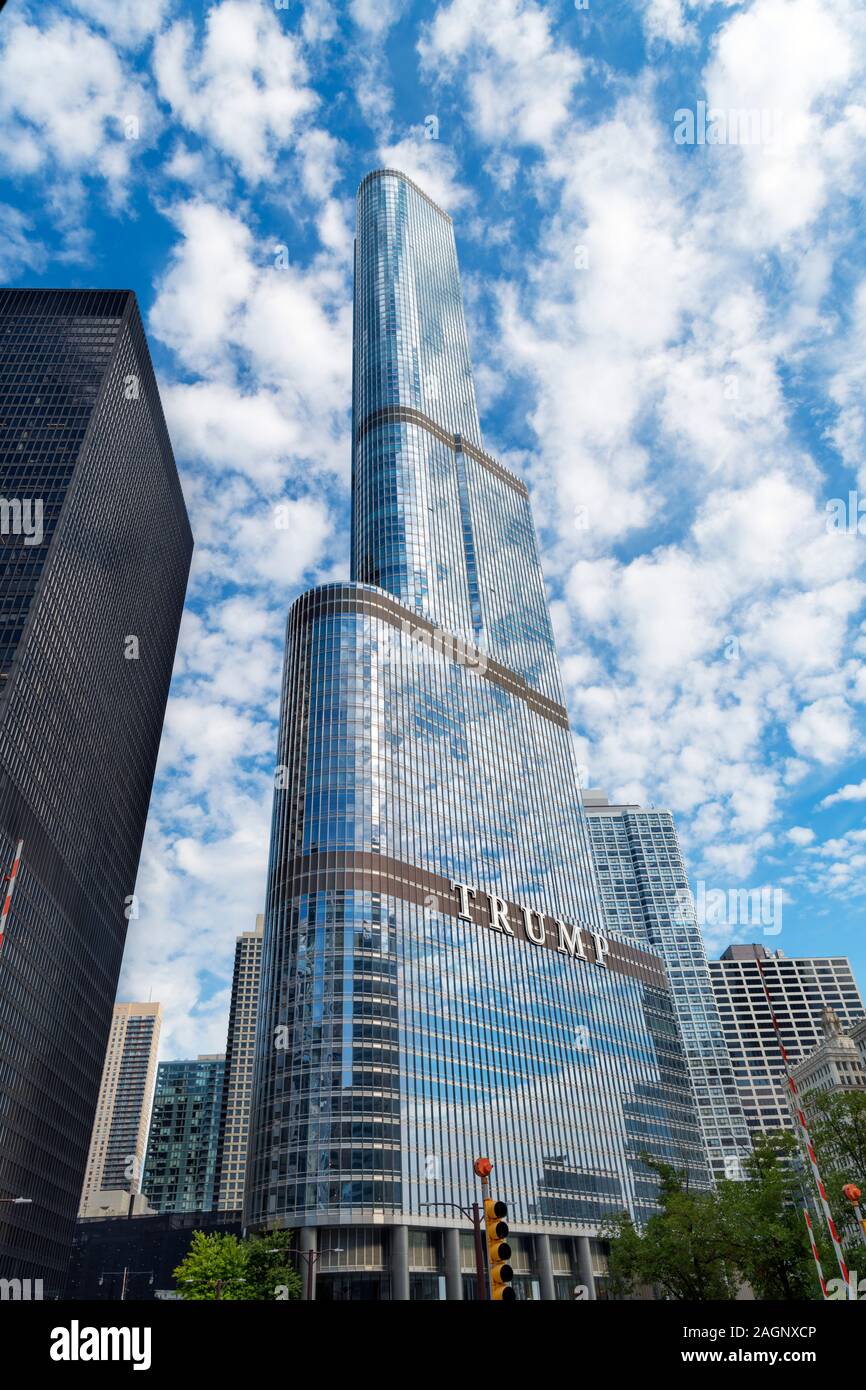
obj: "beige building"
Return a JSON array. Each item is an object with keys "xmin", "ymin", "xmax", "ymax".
[
  {"xmin": 79, "ymin": 1002, "xmax": 162, "ymax": 1219},
  {"xmin": 849, "ymin": 1015, "xmax": 866, "ymax": 1073},
  {"xmin": 786, "ymin": 1007, "xmax": 866, "ymax": 1121},
  {"xmin": 214, "ymin": 918, "xmax": 263, "ymax": 1211}
]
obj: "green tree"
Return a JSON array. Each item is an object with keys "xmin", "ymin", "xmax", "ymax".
[
  {"xmin": 809, "ymin": 1090, "xmax": 866, "ymax": 1182},
  {"xmin": 717, "ymin": 1132, "xmax": 822, "ymax": 1300},
  {"xmin": 173, "ymin": 1228, "xmax": 303, "ymax": 1301},
  {"xmin": 244, "ymin": 1230, "xmax": 302, "ymax": 1301},
  {"xmin": 173, "ymin": 1231, "xmax": 249, "ymax": 1300},
  {"xmin": 603, "ymin": 1162, "xmax": 738, "ymax": 1300},
  {"xmin": 808, "ymin": 1090, "xmax": 866, "ymax": 1257}
]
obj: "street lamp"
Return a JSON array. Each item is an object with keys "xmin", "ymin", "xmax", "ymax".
[
  {"xmin": 419, "ymin": 1201, "xmax": 487, "ymax": 1301},
  {"xmin": 295, "ymin": 1246, "xmax": 343, "ymax": 1302},
  {"xmin": 98, "ymin": 1269, "xmax": 154, "ymax": 1301}
]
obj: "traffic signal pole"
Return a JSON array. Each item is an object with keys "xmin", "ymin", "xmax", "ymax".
[
  {"xmin": 754, "ymin": 947, "xmax": 851, "ymax": 1299},
  {"xmin": 475, "ymin": 1156, "xmax": 516, "ymax": 1301},
  {"xmin": 471, "ymin": 1202, "xmax": 487, "ymax": 1301}
]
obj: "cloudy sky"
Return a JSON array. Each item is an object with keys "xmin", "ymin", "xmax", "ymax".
[{"xmin": 1, "ymin": 0, "xmax": 865, "ymax": 1057}]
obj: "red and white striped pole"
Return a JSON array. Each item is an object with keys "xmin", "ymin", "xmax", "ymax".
[
  {"xmin": 753, "ymin": 947, "xmax": 850, "ymax": 1297},
  {"xmin": 0, "ymin": 839, "xmax": 23, "ymax": 958},
  {"xmin": 803, "ymin": 1209, "xmax": 829, "ymax": 1300}
]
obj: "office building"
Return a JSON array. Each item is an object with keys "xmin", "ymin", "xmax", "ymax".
[
  {"xmin": 584, "ymin": 791, "xmax": 751, "ymax": 1180},
  {"xmin": 0, "ymin": 289, "xmax": 193, "ymax": 1295},
  {"xmin": 79, "ymin": 1002, "xmax": 162, "ymax": 1218},
  {"xmin": 143, "ymin": 1057, "xmax": 225, "ymax": 1215},
  {"xmin": 709, "ymin": 945, "xmax": 865, "ymax": 1138},
  {"xmin": 244, "ymin": 170, "xmax": 710, "ymax": 1301},
  {"xmin": 214, "ymin": 918, "xmax": 263, "ymax": 1211}
]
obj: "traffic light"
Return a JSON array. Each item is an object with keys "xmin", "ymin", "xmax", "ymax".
[{"xmin": 484, "ymin": 1198, "xmax": 516, "ymax": 1301}]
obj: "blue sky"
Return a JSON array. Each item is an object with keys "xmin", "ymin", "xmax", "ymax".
[{"xmin": 1, "ymin": 0, "xmax": 865, "ymax": 1057}]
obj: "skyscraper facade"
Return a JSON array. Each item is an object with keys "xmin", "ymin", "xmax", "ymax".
[
  {"xmin": 0, "ymin": 289, "xmax": 192, "ymax": 1294},
  {"xmin": 143, "ymin": 1057, "xmax": 225, "ymax": 1215},
  {"xmin": 79, "ymin": 1002, "xmax": 162, "ymax": 1218},
  {"xmin": 213, "ymin": 918, "xmax": 263, "ymax": 1212},
  {"xmin": 709, "ymin": 945, "xmax": 864, "ymax": 1139},
  {"xmin": 584, "ymin": 792, "xmax": 751, "ymax": 1181},
  {"xmin": 245, "ymin": 170, "xmax": 709, "ymax": 1300}
]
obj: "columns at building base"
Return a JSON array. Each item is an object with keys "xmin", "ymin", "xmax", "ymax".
[
  {"xmin": 391, "ymin": 1224, "xmax": 409, "ymax": 1301},
  {"xmin": 299, "ymin": 1226, "xmax": 317, "ymax": 1301},
  {"xmin": 444, "ymin": 1227, "xmax": 463, "ymax": 1300},
  {"xmin": 535, "ymin": 1233, "xmax": 556, "ymax": 1301},
  {"xmin": 577, "ymin": 1235, "xmax": 597, "ymax": 1300}
]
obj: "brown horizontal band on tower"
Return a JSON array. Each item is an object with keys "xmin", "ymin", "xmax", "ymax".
[
  {"xmin": 270, "ymin": 846, "xmax": 670, "ymax": 992},
  {"xmin": 291, "ymin": 584, "xmax": 571, "ymax": 730},
  {"xmin": 354, "ymin": 404, "xmax": 529, "ymax": 499}
]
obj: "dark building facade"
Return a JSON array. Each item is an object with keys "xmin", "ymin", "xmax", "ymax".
[
  {"xmin": 143, "ymin": 1057, "xmax": 225, "ymax": 1214},
  {"xmin": 66, "ymin": 1209, "xmax": 242, "ymax": 1301},
  {"xmin": 0, "ymin": 289, "xmax": 192, "ymax": 1294},
  {"xmin": 245, "ymin": 171, "xmax": 710, "ymax": 1300}
]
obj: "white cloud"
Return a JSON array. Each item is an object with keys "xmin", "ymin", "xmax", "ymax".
[
  {"xmin": 702, "ymin": 0, "xmax": 866, "ymax": 245},
  {"xmin": 350, "ymin": 0, "xmax": 406, "ymax": 35},
  {"xmin": 0, "ymin": 204, "xmax": 47, "ymax": 279},
  {"xmin": 150, "ymin": 197, "xmax": 352, "ymax": 482},
  {"xmin": 66, "ymin": 0, "xmax": 171, "ymax": 48},
  {"xmin": 788, "ymin": 695, "xmax": 855, "ymax": 765},
  {"xmin": 0, "ymin": 11, "xmax": 156, "ymax": 201},
  {"xmin": 787, "ymin": 825, "xmax": 815, "ymax": 845},
  {"xmin": 419, "ymin": 0, "xmax": 584, "ymax": 147},
  {"xmin": 642, "ymin": 0, "xmax": 696, "ymax": 46},
  {"xmin": 153, "ymin": 0, "xmax": 317, "ymax": 182},
  {"xmin": 150, "ymin": 200, "xmax": 256, "ymax": 374},
  {"xmin": 826, "ymin": 277, "xmax": 866, "ymax": 487},
  {"xmin": 818, "ymin": 777, "xmax": 866, "ymax": 808}
]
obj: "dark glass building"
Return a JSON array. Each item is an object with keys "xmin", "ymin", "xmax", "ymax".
[
  {"xmin": 66, "ymin": 1209, "xmax": 242, "ymax": 1301},
  {"xmin": 143, "ymin": 1057, "xmax": 225, "ymax": 1214},
  {"xmin": 0, "ymin": 289, "xmax": 192, "ymax": 1295},
  {"xmin": 245, "ymin": 172, "xmax": 710, "ymax": 1300}
]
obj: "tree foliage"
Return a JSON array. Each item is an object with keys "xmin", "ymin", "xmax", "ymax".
[
  {"xmin": 717, "ymin": 1133, "xmax": 822, "ymax": 1300},
  {"xmin": 173, "ymin": 1228, "xmax": 302, "ymax": 1301},
  {"xmin": 807, "ymin": 1090, "xmax": 866, "ymax": 1255},
  {"xmin": 604, "ymin": 1162, "xmax": 738, "ymax": 1301},
  {"xmin": 604, "ymin": 1143, "xmax": 828, "ymax": 1301}
]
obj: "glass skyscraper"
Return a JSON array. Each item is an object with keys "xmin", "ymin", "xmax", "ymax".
[
  {"xmin": 0, "ymin": 289, "xmax": 192, "ymax": 1295},
  {"xmin": 584, "ymin": 792, "xmax": 752, "ymax": 1181},
  {"xmin": 143, "ymin": 1057, "xmax": 225, "ymax": 1215},
  {"xmin": 246, "ymin": 171, "xmax": 709, "ymax": 1300}
]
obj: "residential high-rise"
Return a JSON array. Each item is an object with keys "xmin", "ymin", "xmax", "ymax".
[
  {"xmin": 709, "ymin": 945, "xmax": 865, "ymax": 1139},
  {"xmin": 213, "ymin": 918, "xmax": 263, "ymax": 1211},
  {"xmin": 143, "ymin": 1057, "xmax": 225, "ymax": 1215},
  {"xmin": 245, "ymin": 170, "xmax": 710, "ymax": 1301},
  {"xmin": 583, "ymin": 791, "xmax": 751, "ymax": 1181},
  {"xmin": 79, "ymin": 1002, "xmax": 162, "ymax": 1219},
  {"xmin": 0, "ymin": 289, "xmax": 192, "ymax": 1294}
]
